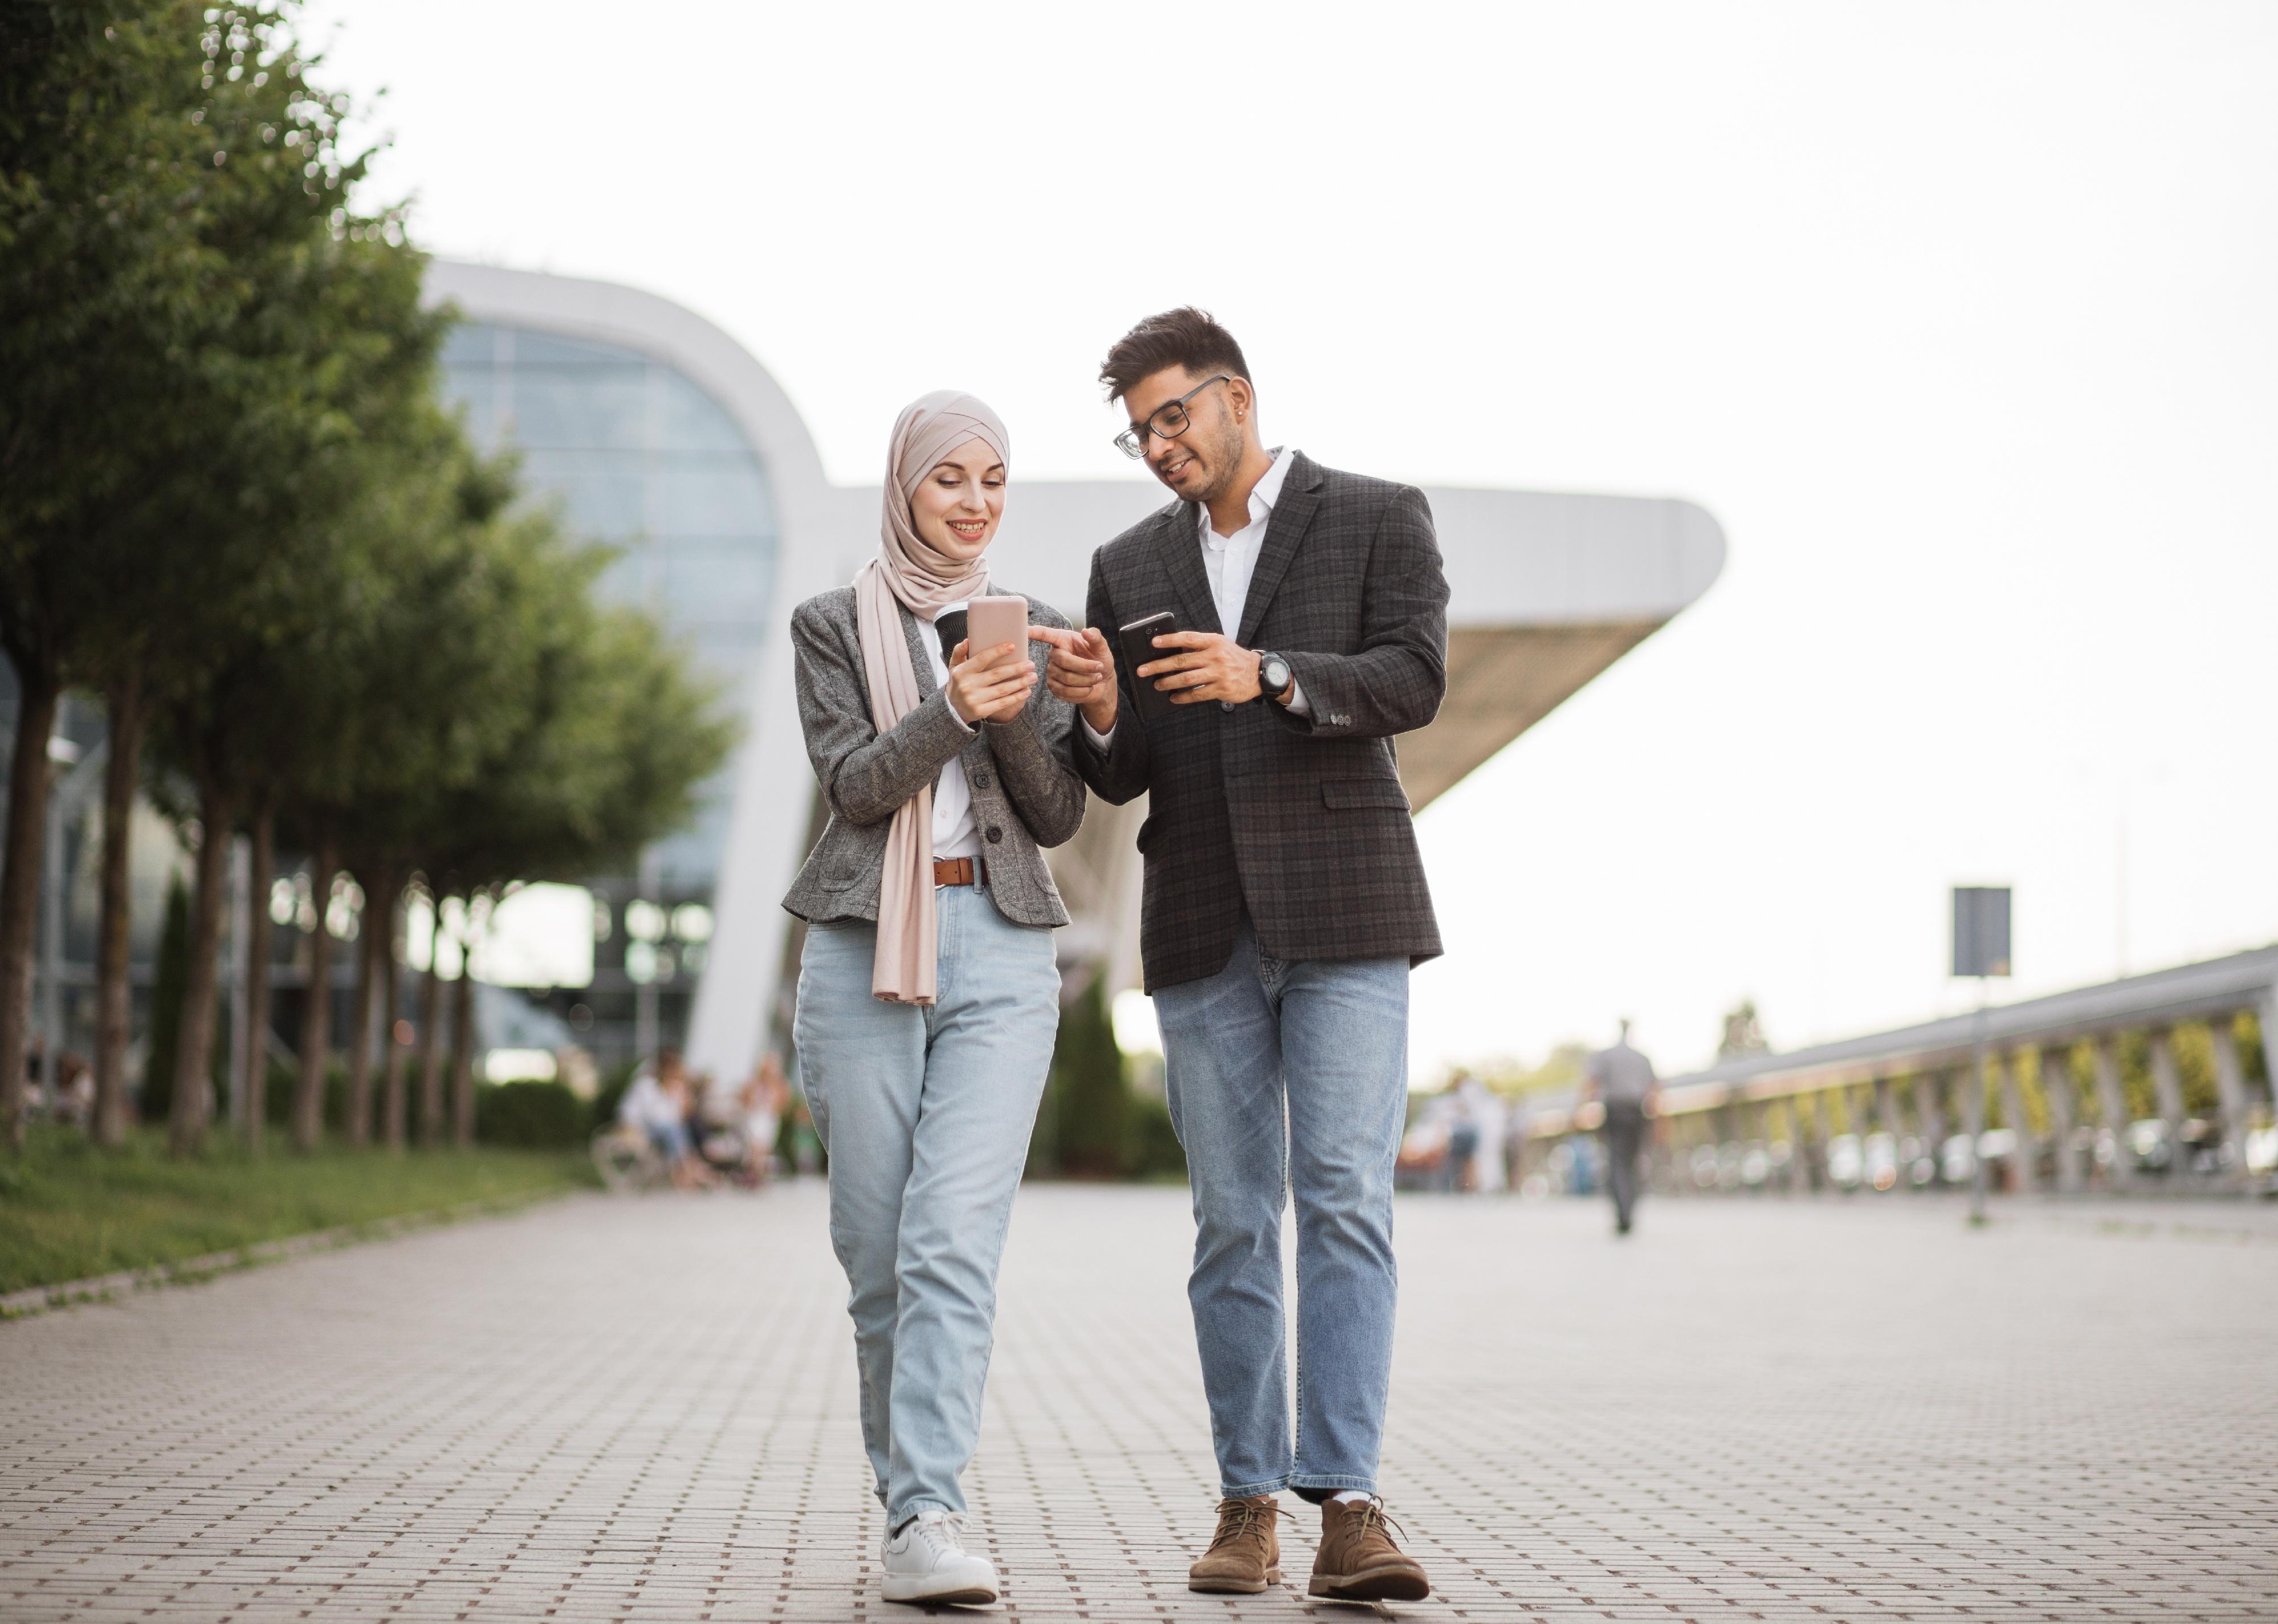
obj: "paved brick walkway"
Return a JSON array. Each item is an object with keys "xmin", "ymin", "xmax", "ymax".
[{"xmin": 3, "ymin": 1183, "xmax": 2275, "ymax": 1622}]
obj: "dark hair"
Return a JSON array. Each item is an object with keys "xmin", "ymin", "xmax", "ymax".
[{"xmin": 1099, "ymin": 307, "xmax": 1252, "ymax": 403}]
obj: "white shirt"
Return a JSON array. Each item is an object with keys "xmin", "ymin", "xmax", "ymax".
[
  {"xmin": 1201, "ymin": 444, "xmax": 1297, "ymax": 638},
  {"xmin": 921, "ymin": 615, "xmax": 981, "ymax": 862},
  {"xmin": 617, "ymin": 1071, "xmax": 684, "ymax": 1133},
  {"xmin": 1085, "ymin": 447, "xmax": 1309, "ymax": 749}
]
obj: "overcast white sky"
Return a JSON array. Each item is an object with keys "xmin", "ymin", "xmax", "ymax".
[{"xmin": 309, "ymin": 0, "xmax": 2278, "ymax": 1079}]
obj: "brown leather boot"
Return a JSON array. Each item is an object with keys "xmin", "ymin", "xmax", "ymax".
[
  {"xmin": 1309, "ymin": 1496, "xmax": 1431, "ymax": 1601},
  {"xmin": 1188, "ymin": 1495, "xmax": 1282, "ymax": 1594}
]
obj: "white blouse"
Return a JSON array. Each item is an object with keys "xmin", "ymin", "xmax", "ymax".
[{"xmin": 919, "ymin": 613, "xmax": 981, "ymax": 862}]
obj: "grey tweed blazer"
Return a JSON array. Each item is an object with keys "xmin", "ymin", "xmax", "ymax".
[
  {"xmin": 781, "ymin": 585, "xmax": 1083, "ymax": 929},
  {"xmin": 1074, "ymin": 452, "xmax": 1448, "ymax": 990}
]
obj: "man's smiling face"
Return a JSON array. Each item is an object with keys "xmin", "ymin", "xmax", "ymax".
[{"xmin": 1123, "ymin": 367, "xmax": 1246, "ymax": 507}]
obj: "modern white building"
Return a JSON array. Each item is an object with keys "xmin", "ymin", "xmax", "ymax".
[{"xmin": 425, "ymin": 261, "xmax": 1727, "ymax": 1084}]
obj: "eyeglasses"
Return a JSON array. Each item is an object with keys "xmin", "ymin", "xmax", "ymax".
[{"xmin": 1112, "ymin": 375, "xmax": 1230, "ymax": 460}]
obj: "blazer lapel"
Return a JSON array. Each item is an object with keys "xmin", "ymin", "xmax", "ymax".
[
  {"xmin": 1235, "ymin": 451, "xmax": 1323, "ymax": 646},
  {"xmin": 1151, "ymin": 502, "xmax": 1222, "ymax": 637}
]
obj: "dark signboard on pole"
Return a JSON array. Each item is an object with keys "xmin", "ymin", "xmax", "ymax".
[{"xmin": 1952, "ymin": 887, "xmax": 2012, "ymax": 979}]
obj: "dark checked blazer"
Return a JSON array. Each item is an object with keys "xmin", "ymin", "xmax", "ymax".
[{"xmin": 1075, "ymin": 451, "xmax": 1448, "ymax": 991}]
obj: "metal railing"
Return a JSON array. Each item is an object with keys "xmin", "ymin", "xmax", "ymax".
[{"xmin": 1523, "ymin": 945, "xmax": 2278, "ymax": 1200}]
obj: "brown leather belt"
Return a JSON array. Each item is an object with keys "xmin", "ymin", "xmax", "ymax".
[{"xmin": 933, "ymin": 856, "xmax": 983, "ymax": 888}]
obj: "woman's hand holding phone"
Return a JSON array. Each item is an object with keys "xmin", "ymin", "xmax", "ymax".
[{"xmin": 946, "ymin": 635, "xmax": 1036, "ymax": 725}]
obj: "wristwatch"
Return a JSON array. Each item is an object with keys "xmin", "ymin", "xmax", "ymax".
[{"xmin": 1256, "ymin": 650, "xmax": 1294, "ymax": 704}]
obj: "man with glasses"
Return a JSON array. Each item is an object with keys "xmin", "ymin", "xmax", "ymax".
[{"xmin": 1038, "ymin": 308, "xmax": 1448, "ymax": 1602}]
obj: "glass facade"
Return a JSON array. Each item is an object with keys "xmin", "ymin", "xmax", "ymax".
[{"xmin": 438, "ymin": 322, "xmax": 780, "ymax": 1062}]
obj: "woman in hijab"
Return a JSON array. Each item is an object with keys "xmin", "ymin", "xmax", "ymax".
[{"xmin": 781, "ymin": 391, "xmax": 1085, "ymax": 1606}]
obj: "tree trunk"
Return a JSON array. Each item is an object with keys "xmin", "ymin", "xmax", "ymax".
[
  {"xmin": 414, "ymin": 893, "xmax": 446, "ymax": 1148},
  {"xmin": 449, "ymin": 937, "xmax": 478, "ymax": 1149},
  {"xmin": 92, "ymin": 668, "xmax": 145, "ymax": 1148},
  {"xmin": 169, "ymin": 781, "xmax": 235, "ymax": 1157},
  {"xmin": 294, "ymin": 840, "xmax": 339, "ymax": 1153},
  {"xmin": 239, "ymin": 806, "xmax": 275, "ymax": 1154},
  {"xmin": 378, "ymin": 880, "xmax": 407, "ymax": 1150},
  {"xmin": 0, "ymin": 663, "xmax": 60, "ymax": 1153},
  {"xmin": 343, "ymin": 868, "xmax": 385, "ymax": 1148}
]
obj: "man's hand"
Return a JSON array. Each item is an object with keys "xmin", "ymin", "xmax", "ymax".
[
  {"xmin": 1138, "ymin": 631, "xmax": 1262, "ymax": 705},
  {"xmin": 1034, "ymin": 625, "xmax": 1118, "ymax": 734},
  {"xmin": 946, "ymin": 637, "xmax": 1035, "ymax": 725}
]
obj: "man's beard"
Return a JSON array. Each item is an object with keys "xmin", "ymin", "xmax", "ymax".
[{"xmin": 1182, "ymin": 418, "xmax": 1249, "ymax": 507}]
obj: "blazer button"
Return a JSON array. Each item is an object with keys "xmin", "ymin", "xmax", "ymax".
[
  {"xmin": 984, "ymin": 825, "xmax": 1004, "ymax": 844},
  {"xmin": 972, "ymin": 770, "xmax": 992, "ymax": 790},
  {"xmin": 1219, "ymin": 700, "xmax": 1233, "ymax": 712}
]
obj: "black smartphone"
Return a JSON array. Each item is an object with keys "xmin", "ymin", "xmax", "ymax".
[{"xmin": 1117, "ymin": 610, "xmax": 1182, "ymax": 724}]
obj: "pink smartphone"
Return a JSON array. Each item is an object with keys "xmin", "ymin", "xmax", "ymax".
[{"xmin": 964, "ymin": 594, "xmax": 1029, "ymax": 657}]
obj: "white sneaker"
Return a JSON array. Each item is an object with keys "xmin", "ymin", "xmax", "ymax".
[{"xmin": 881, "ymin": 1509, "xmax": 1000, "ymax": 1606}]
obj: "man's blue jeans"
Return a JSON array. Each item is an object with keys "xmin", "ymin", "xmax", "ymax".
[
  {"xmin": 1150, "ymin": 914, "xmax": 1409, "ymax": 1501},
  {"xmin": 793, "ymin": 882, "xmax": 1060, "ymax": 1527}
]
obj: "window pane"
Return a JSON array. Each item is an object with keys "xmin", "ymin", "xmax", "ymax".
[
  {"xmin": 511, "ymin": 369, "xmax": 651, "ymax": 451},
  {"xmin": 659, "ymin": 539, "xmax": 772, "ymax": 623},
  {"xmin": 648, "ymin": 456, "xmax": 773, "ymax": 536},
  {"xmin": 438, "ymin": 322, "xmax": 500, "ymax": 367},
  {"xmin": 438, "ymin": 365, "xmax": 497, "ymax": 443},
  {"xmin": 654, "ymin": 370, "xmax": 750, "ymax": 453},
  {"xmin": 510, "ymin": 329, "xmax": 645, "ymax": 369},
  {"xmin": 520, "ymin": 451, "xmax": 647, "ymax": 534}
]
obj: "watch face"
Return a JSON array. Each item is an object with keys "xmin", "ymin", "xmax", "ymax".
[{"xmin": 1263, "ymin": 655, "xmax": 1291, "ymax": 691}]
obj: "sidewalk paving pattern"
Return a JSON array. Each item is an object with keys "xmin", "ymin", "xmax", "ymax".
[{"xmin": 3, "ymin": 1182, "xmax": 2275, "ymax": 1622}]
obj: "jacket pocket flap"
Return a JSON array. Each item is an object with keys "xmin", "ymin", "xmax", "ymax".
[{"xmin": 1321, "ymin": 780, "xmax": 1411, "ymax": 811}]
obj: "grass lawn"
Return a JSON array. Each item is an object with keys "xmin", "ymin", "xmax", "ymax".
[{"xmin": 0, "ymin": 1126, "xmax": 598, "ymax": 1296}]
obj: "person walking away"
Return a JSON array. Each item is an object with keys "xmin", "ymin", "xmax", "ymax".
[
  {"xmin": 1581, "ymin": 1020, "xmax": 1659, "ymax": 1234},
  {"xmin": 1039, "ymin": 309, "xmax": 1445, "ymax": 1602},
  {"xmin": 784, "ymin": 391, "xmax": 1085, "ymax": 1608},
  {"xmin": 1444, "ymin": 1080, "xmax": 1481, "ymax": 1193}
]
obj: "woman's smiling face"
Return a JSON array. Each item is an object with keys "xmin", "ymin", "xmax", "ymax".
[{"xmin": 909, "ymin": 437, "xmax": 1005, "ymax": 562}]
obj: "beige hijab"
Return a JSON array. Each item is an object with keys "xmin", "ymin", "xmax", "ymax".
[{"xmin": 854, "ymin": 390, "xmax": 1009, "ymax": 1005}]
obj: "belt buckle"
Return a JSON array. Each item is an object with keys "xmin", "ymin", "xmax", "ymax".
[{"xmin": 934, "ymin": 856, "xmax": 980, "ymax": 888}]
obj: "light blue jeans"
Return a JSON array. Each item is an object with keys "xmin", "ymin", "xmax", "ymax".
[
  {"xmin": 1151, "ymin": 914, "xmax": 1409, "ymax": 1503},
  {"xmin": 793, "ymin": 882, "xmax": 1060, "ymax": 1528}
]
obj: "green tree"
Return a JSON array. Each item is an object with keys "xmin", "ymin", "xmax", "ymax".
[
  {"xmin": 198, "ymin": 399, "xmax": 557, "ymax": 1162},
  {"xmin": 143, "ymin": 244, "xmax": 453, "ymax": 1155},
  {"xmin": 415, "ymin": 542, "xmax": 735, "ymax": 1148},
  {"xmin": 3, "ymin": 2, "xmax": 732, "ymax": 1160},
  {"xmin": 1, "ymin": 0, "xmax": 378, "ymax": 1148},
  {"xmin": 268, "ymin": 458, "xmax": 463, "ymax": 1153},
  {"xmin": 243, "ymin": 440, "xmax": 734, "ymax": 1155},
  {"xmin": 153, "ymin": 406, "xmax": 536, "ymax": 1156}
]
